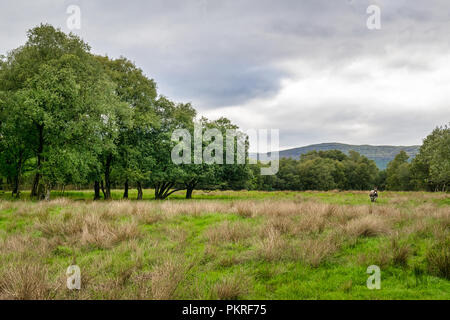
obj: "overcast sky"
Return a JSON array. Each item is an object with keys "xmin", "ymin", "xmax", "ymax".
[{"xmin": 1, "ymin": 0, "xmax": 449, "ymax": 151}]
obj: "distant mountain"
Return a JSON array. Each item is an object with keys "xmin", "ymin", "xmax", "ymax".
[{"xmin": 250, "ymin": 143, "xmax": 421, "ymax": 169}]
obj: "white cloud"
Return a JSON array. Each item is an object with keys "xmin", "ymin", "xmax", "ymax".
[{"xmin": 205, "ymin": 50, "xmax": 450, "ymax": 150}]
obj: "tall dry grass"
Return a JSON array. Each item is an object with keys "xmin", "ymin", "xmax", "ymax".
[
  {"xmin": 35, "ymin": 212, "xmax": 141, "ymax": 249},
  {"xmin": 345, "ymin": 216, "xmax": 390, "ymax": 238},
  {"xmin": 0, "ymin": 194, "xmax": 448, "ymax": 299},
  {"xmin": 0, "ymin": 264, "xmax": 54, "ymax": 300},
  {"xmin": 426, "ymin": 239, "xmax": 450, "ymax": 280},
  {"xmin": 256, "ymin": 226, "xmax": 288, "ymax": 261},
  {"xmin": 205, "ymin": 221, "xmax": 253, "ymax": 244},
  {"xmin": 212, "ymin": 274, "xmax": 248, "ymax": 300}
]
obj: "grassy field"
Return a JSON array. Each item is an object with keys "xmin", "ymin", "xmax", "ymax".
[{"xmin": 0, "ymin": 190, "xmax": 448, "ymax": 300}]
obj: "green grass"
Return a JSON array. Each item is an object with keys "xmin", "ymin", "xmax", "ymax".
[
  {"xmin": 0, "ymin": 189, "xmax": 302, "ymax": 201},
  {"xmin": 1, "ymin": 188, "xmax": 446, "ymax": 206},
  {"xmin": 0, "ymin": 190, "xmax": 448, "ymax": 300}
]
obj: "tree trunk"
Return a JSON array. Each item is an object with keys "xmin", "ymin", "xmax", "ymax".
[
  {"xmin": 94, "ymin": 181, "xmax": 101, "ymax": 200},
  {"xmin": 31, "ymin": 171, "xmax": 40, "ymax": 198},
  {"xmin": 12, "ymin": 152, "xmax": 23, "ymax": 197},
  {"xmin": 186, "ymin": 187, "xmax": 193, "ymax": 199},
  {"xmin": 155, "ymin": 182, "xmax": 171, "ymax": 200},
  {"xmin": 12, "ymin": 174, "xmax": 20, "ymax": 197},
  {"xmin": 185, "ymin": 180, "xmax": 198, "ymax": 199},
  {"xmin": 155, "ymin": 182, "xmax": 182, "ymax": 200},
  {"xmin": 44, "ymin": 186, "xmax": 51, "ymax": 201},
  {"xmin": 154, "ymin": 183, "xmax": 161, "ymax": 200},
  {"xmin": 100, "ymin": 180, "xmax": 106, "ymax": 199},
  {"xmin": 137, "ymin": 181, "xmax": 143, "ymax": 200},
  {"xmin": 123, "ymin": 179, "xmax": 129, "ymax": 199},
  {"xmin": 37, "ymin": 183, "xmax": 46, "ymax": 201},
  {"xmin": 6, "ymin": 176, "xmax": 12, "ymax": 190},
  {"xmin": 104, "ymin": 154, "xmax": 112, "ymax": 200},
  {"xmin": 31, "ymin": 124, "xmax": 44, "ymax": 198}
]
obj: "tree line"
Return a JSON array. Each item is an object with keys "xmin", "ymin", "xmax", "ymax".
[
  {"xmin": 384, "ymin": 125, "xmax": 449, "ymax": 192},
  {"xmin": 1, "ymin": 25, "xmax": 448, "ymax": 200},
  {"xmin": 249, "ymin": 123, "xmax": 449, "ymax": 194},
  {"xmin": 0, "ymin": 25, "xmax": 249, "ymax": 200}
]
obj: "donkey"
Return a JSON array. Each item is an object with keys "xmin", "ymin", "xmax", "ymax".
[{"xmin": 369, "ymin": 188, "xmax": 378, "ymax": 203}]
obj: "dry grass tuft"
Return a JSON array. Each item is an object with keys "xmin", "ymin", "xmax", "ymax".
[
  {"xmin": 35, "ymin": 212, "xmax": 141, "ymax": 249},
  {"xmin": 0, "ymin": 264, "xmax": 52, "ymax": 300},
  {"xmin": 80, "ymin": 216, "xmax": 141, "ymax": 248},
  {"xmin": 202, "ymin": 245, "xmax": 218, "ymax": 262},
  {"xmin": 136, "ymin": 212, "xmax": 165, "ymax": 225},
  {"xmin": 164, "ymin": 226, "xmax": 188, "ymax": 244},
  {"xmin": 212, "ymin": 275, "xmax": 248, "ymax": 300},
  {"xmin": 205, "ymin": 221, "xmax": 253, "ymax": 244},
  {"xmin": 217, "ymin": 255, "xmax": 243, "ymax": 268},
  {"xmin": 256, "ymin": 227, "xmax": 288, "ymax": 261},
  {"xmin": 391, "ymin": 238, "xmax": 411, "ymax": 267},
  {"xmin": 358, "ymin": 250, "xmax": 391, "ymax": 268},
  {"xmin": 345, "ymin": 216, "xmax": 390, "ymax": 238},
  {"xmin": 149, "ymin": 258, "xmax": 186, "ymax": 300},
  {"xmin": 265, "ymin": 216, "xmax": 293, "ymax": 235},
  {"xmin": 132, "ymin": 256, "xmax": 187, "ymax": 300},
  {"xmin": 233, "ymin": 201, "xmax": 257, "ymax": 218},
  {"xmin": 293, "ymin": 214, "xmax": 326, "ymax": 235},
  {"xmin": 0, "ymin": 234, "xmax": 53, "ymax": 257},
  {"xmin": 297, "ymin": 237, "xmax": 339, "ymax": 267},
  {"xmin": 358, "ymin": 237, "xmax": 412, "ymax": 268},
  {"xmin": 426, "ymin": 240, "xmax": 450, "ymax": 280}
]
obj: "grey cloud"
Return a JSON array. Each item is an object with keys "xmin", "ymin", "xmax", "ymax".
[
  {"xmin": 1, "ymin": 0, "xmax": 450, "ymax": 147},
  {"xmin": 252, "ymin": 103, "xmax": 450, "ymax": 148}
]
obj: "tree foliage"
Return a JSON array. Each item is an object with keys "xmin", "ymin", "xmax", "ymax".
[
  {"xmin": 250, "ymin": 150, "xmax": 379, "ymax": 191},
  {"xmin": 0, "ymin": 25, "xmax": 248, "ymax": 200},
  {"xmin": 411, "ymin": 124, "xmax": 450, "ymax": 192}
]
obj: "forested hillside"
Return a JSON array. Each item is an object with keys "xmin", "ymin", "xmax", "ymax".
[{"xmin": 251, "ymin": 143, "xmax": 420, "ymax": 169}]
